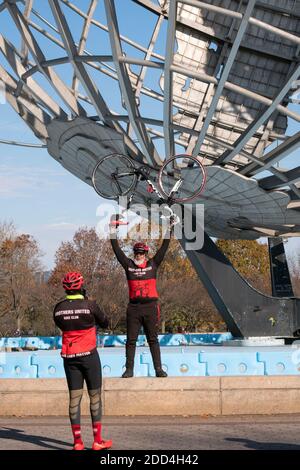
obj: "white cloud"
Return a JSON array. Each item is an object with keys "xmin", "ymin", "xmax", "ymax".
[
  {"xmin": 44, "ymin": 222, "xmax": 79, "ymax": 231},
  {"xmin": 0, "ymin": 164, "xmax": 65, "ymax": 197}
]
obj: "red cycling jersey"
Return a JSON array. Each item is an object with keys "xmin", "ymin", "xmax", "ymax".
[
  {"xmin": 110, "ymin": 235, "xmax": 170, "ymax": 303},
  {"xmin": 53, "ymin": 295, "xmax": 108, "ymax": 358}
]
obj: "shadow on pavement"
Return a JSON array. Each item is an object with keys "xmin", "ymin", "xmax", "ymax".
[
  {"xmin": 226, "ymin": 437, "xmax": 300, "ymax": 450},
  {"xmin": 0, "ymin": 427, "xmax": 72, "ymax": 450}
]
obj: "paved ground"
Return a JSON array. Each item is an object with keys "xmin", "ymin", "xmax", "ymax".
[{"xmin": 0, "ymin": 415, "xmax": 300, "ymax": 450}]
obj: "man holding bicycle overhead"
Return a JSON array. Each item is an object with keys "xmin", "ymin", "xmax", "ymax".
[{"xmin": 110, "ymin": 215, "xmax": 175, "ymax": 378}]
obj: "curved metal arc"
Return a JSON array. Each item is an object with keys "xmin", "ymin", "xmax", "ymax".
[
  {"xmin": 6, "ymin": 2, "xmax": 86, "ymax": 117},
  {"xmin": 190, "ymin": 0, "xmax": 257, "ymax": 159},
  {"xmin": 103, "ymin": 0, "xmax": 162, "ymax": 167},
  {"xmin": 163, "ymin": 0, "xmax": 177, "ymax": 159},
  {"xmin": 48, "ymin": 0, "xmax": 144, "ymax": 163},
  {"xmin": 0, "ymin": 138, "xmax": 47, "ymax": 148}
]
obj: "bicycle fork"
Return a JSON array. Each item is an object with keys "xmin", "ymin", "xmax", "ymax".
[{"xmin": 119, "ymin": 174, "xmax": 181, "ymax": 226}]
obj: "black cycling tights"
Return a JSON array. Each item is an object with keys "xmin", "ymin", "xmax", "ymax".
[
  {"xmin": 63, "ymin": 351, "xmax": 102, "ymax": 425},
  {"xmin": 126, "ymin": 301, "xmax": 162, "ymax": 370}
]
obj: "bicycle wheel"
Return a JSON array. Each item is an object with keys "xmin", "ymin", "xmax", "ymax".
[
  {"xmin": 158, "ymin": 154, "xmax": 206, "ymax": 203},
  {"xmin": 92, "ymin": 153, "xmax": 138, "ymax": 199}
]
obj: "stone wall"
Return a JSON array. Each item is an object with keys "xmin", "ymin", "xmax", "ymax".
[{"xmin": 1, "ymin": 376, "xmax": 300, "ymax": 416}]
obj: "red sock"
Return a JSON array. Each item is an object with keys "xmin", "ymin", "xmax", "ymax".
[
  {"xmin": 93, "ymin": 422, "xmax": 102, "ymax": 443},
  {"xmin": 71, "ymin": 424, "xmax": 83, "ymax": 445}
]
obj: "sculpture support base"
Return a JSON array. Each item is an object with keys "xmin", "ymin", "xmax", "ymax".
[{"xmin": 179, "ymin": 223, "xmax": 300, "ymax": 338}]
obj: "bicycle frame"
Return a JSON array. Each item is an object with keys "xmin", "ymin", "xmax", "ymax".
[
  {"xmin": 112, "ymin": 166, "xmax": 183, "ymax": 206},
  {"xmin": 112, "ymin": 166, "xmax": 181, "ymax": 223}
]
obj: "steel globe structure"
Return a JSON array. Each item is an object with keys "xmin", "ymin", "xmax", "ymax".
[
  {"xmin": 0, "ymin": 0, "xmax": 300, "ymax": 239},
  {"xmin": 1, "ymin": 0, "xmax": 300, "ymax": 337}
]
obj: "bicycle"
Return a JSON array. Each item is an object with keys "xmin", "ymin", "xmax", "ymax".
[{"xmin": 92, "ymin": 152, "xmax": 206, "ymax": 201}]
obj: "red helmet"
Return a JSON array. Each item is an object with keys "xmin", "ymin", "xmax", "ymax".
[
  {"xmin": 62, "ymin": 272, "xmax": 84, "ymax": 291},
  {"xmin": 133, "ymin": 242, "xmax": 149, "ymax": 253}
]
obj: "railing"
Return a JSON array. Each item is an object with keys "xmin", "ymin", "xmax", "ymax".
[{"xmin": 0, "ymin": 333, "xmax": 233, "ymax": 350}]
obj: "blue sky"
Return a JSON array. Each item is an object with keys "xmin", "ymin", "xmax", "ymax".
[{"xmin": 0, "ymin": 0, "xmax": 300, "ymax": 269}]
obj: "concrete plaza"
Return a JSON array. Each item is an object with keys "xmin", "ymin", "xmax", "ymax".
[{"xmin": 0, "ymin": 415, "xmax": 300, "ymax": 450}]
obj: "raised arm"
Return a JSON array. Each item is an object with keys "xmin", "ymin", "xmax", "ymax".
[
  {"xmin": 109, "ymin": 214, "xmax": 130, "ymax": 268},
  {"xmin": 152, "ymin": 228, "xmax": 172, "ymax": 267},
  {"xmin": 110, "ymin": 237, "xmax": 130, "ymax": 268}
]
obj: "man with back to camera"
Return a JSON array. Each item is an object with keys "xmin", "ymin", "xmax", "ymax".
[
  {"xmin": 53, "ymin": 271, "xmax": 112, "ymax": 451},
  {"xmin": 110, "ymin": 215, "xmax": 175, "ymax": 378}
]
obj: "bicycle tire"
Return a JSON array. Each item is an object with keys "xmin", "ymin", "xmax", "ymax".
[
  {"xmin": 92, "ymin": 153, "xmax": 138, "ymax": 199},
  {"xmin": 158, "ymin": 154, "xmax": 206, "ymax": 203}
]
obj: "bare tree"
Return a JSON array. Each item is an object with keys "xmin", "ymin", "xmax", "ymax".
[
  {"xmin": 95, "ymin": 272, "xmax": 128, "ymax": 333},
  {"xmin": 0, "ymin": 223, "xmax": 43, "ymax": 333},
  {"xmin": 49, "ymin": 227, "xmax": 112, "ymax": 296},
  {"xmin": 50, "ymin": 227, "xmax": 127, "ymax": 332}
]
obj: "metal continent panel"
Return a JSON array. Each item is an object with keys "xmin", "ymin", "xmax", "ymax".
[{"xmin": 0, "ymin": 0, "xmax": 299, "ymax": 239}]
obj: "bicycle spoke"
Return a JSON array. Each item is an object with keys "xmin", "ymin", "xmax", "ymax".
[
  {"xmin": 112, "ymin": 174, "xmax": 123, "ymax": 196},
  {"xmin": 92, "ymin": 153, "xmax": 138, "ymax": 199},
  {"xmin": 158, "ymin": 154, "xmax": 206, "ymax": 203}
]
